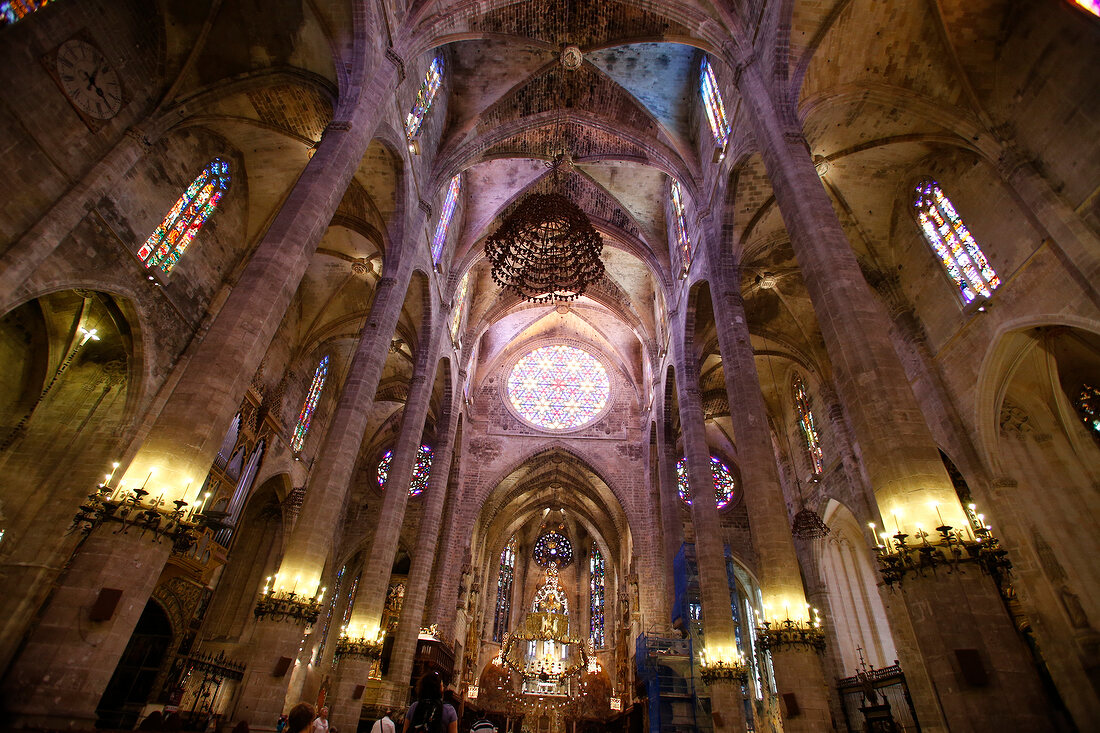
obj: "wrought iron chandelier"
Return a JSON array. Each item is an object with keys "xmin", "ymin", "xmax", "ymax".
[{"xmin": 485, "ymin": 156, "xmax": 605, "ymax": 303}]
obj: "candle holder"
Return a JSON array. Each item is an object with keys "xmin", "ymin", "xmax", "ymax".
[
  {"xmin": 253, "ymin": 588, "xmax": 324, "ymax": 624},
  {"xmin": 70, "ymin": 483, "xmax": 199, "ymax": 553},
  {"xmin": 334, "ymin": 629, "xmax": 385, "ymax": 660},
  {"xmin": 755, "ymin": 617, "xmax": 827, "ymax": 654},
  {"xmin": 871, "ymin": 504, "xmax": 1011, "ymax": 588},
  {"xmin": 697, "ymin": 655, "xmax": 749, "ymax": 684}
]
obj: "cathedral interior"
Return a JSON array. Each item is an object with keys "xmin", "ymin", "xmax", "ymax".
[{"xmin": 0, "ymin": 0, "xmax": 1099, "ymax": 731}]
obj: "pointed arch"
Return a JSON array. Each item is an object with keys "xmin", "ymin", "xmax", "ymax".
[{"xmin": 138, "ymin": 158, "xmax": 231, "ymax": 273}]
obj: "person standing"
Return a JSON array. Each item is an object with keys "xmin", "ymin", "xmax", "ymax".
[
  {"xmin": 370, "ymin": 709, "xmax": 396, "ymax": 733},
  {"xmin": 402, "ymin": 673, "xmax": 458, "ymax": 733},
  {"xmin": 310, "ymin": 706, "xmax": 330, "ymax": 733}
]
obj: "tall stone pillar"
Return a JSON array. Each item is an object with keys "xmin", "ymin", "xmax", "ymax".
[
  {"xmin": 703, "ymin": 241, "xmax": 832, "ymax": 731},
  {"xmin": 672, "ymin": 331, "xmax": 748, "ymax": 733},
  {"xmin": 329, "ymin": 342, "xmax": 442, "ymax": 716},
  {"xmin": 118, "ymin": 63, "xmax": 397, "ymax": 498},
  {"xmin": 332, "ymin": 385, "xmax": 462, "ymax": 731},
  {"xmin": 3, "ymin": 529, "xmax": 172, "ymax": 729},
  {"xmin": 230, "ymin": 268, "xmax": 413, "ymax": 726},
  {"xmin": 655, "ymin": 395, "xmax": 684, "ymax": 624},
  {"xmin": 734, "ymin": 58, "xmax": 1048, "ymax": 731}
]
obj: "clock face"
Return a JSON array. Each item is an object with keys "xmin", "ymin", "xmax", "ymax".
[{"xmin": 54, "ymin": 39, "xmax": 122, "ymax": 120}]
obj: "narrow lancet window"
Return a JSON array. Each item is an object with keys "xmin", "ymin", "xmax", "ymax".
[
  {"xmin": 450, "ymin": 271, "xmax": 470, "ymax": 344},
  {"xmin": 671, "ymin": 179, "xmax": 691, "ymax": 275},
  {"xmin": 432, "ymin": 174, "xmax": 461, "ymax": 264},
  {"xmin": 493, "ymin": 536, "xmax": 517, "ymax": 642},
  {"xmin": 138, "ymin": 158, "xmax": 231, "ymax": 273},
  {"xmin": 792, "ymin": 373, "xmax": 825, "ymax": 475},
  {"xmin": 405, "ymin": 56, "xmax": 444, "ymax": 140},
  {"xmin": 700, "ymin": 56, "xmax": 730, "ymax": 149},
  {"xmin": 590, "ymin": 544, "xmax": 606, "ymax": 648},
  {"xmin": 291, "ymin": 355, "xmax": 328, "ymax": 453},
  {"xmin": 914, "ymin": 180, "xmax": 999, "ymax": 304}
]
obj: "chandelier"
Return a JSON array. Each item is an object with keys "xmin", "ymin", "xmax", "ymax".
[{"xmin": 485, "ymin": 158, "xmax": 605, "ymax": 303}]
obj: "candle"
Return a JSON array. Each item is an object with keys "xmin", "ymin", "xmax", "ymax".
[
  {"xmin": 140, "ymin": 470, "xmax": 153, "ymax": 491},
  {"xmin": 893, "ymin": 512, "xmax": 902, "ymax": 534}
]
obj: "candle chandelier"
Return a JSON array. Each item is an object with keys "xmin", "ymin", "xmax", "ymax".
[{"xmin": 485, "ymin": 142, "xmax": 605, "ymax": 304}]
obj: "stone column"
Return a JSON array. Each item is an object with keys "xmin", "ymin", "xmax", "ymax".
[
  {"xmin": 118, "ymin": 64, "xmax": 397, "ymax": 497},
  {"xmin": 329, "ymin": 342, "xmax": 442, "ymax": 715},
  {"xmin": 229, "ymin": 269, "xmax": 413, "ymax": 726},
  {"xmin": 3, "ymin": 528, "xmax": 172, "ymax": 729},
  {"xmin": 672, "ymin": 331, "xmax": 747, "ymax": 733},
  {"xmin": 333, "ymin": 386, "xmax": 462, "ymax": 730},
  {"xmin": 703, "ymin": 240, "xmax": 831, "ymax": 731},
  {"xmin": 734, "ymin": 58, "xmax": 1048, "ymax": 731},
  {"xmin": 655, "ymin": 396, "xmax": 685, "ymax": 626}
]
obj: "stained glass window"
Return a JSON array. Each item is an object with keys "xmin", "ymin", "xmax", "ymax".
[
  {"xmin": 405, "ymin": 55, "xmax": 444, "ymax": 140},
  {"xmin": 700, "ymin": 56, "xmax": 730, "ymax": 149},
  {"xmin": 676, "ymin": 455, "xmax": 736, "ymax": 509},
  {"xmin": 671, "ymin": 179, "xmax": 691, "ymax": 275},
  {"xmin": 1075, "ymin": 384, "xmax": 1100, "ymax": 442},
  {"xmin": 493, "ymin": 537, "xmax": 516, "ymax": 642},
  {"xmin": 291, "ymin": 355, "xmax": 328, "ymax": 453},
  {"xmin": 1073, "ymin": 1, "xmax": 1100, "ymax": 18},
  {"xmin": 432, "ymin": 175, "xmax": 462, "ymax": 264},
  {"xmin": 792, "ymin": 373, "xmax": 824, "ymax": 475},
  {"xmin": 590, "ymin": 545, "xmax": 606, "ymax": 648},
  {"xmin": 914, "ymin": 180, "xmax": 999, "ymax": 304},
  {"xmin": 377, "ymin": 444, "xmax": 433, "ymax": 496},
  {"xmin": 534, "ymin": 531, "xmax": 574, "ymax": 568},
  {"xmin": 138, "ymin": 158, "xmax": 231, "ymax": 273},
  {"xmin": 0, "ymin": 0, "xmax": 53, "ymax": 26},
  {"xmin": 315, "ymin": 565, "xmax": 345, "ymax": 663},
  {"xmin": 340, "ymin": 571, "xmax": 361, "ymax": 630},
  {"xmin": 450, "ymin": 271, "xmax": 470, "ymax": 344},
  {"xmin": 507, "ymin": 345, "xmax": 610, "ymax": 430}
]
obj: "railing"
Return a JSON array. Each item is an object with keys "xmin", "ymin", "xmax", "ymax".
[{"xmin": 837, "ymin": 664, "xmax": 920, "ymax": 732}]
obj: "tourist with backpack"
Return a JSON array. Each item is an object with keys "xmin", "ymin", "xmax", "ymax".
[{"xmin": 402, "ymin": 672, "xmax": 458, "ymax": 733}]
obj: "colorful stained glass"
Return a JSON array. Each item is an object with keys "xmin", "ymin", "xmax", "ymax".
[
  {"xmin": 914, "ymin": 180, "xmax": 1000, "ymax": 304},
  {"xmin": 1076, "ymin": 384, "xmax": 1100, "ymax": 441},
  {"xmin": 1074, "ymin": 0, "xmax": 1100, "ymax": 18},
  {"xmin": 432, "ymin": 175, "xmax": 461, "ymax": 264},
  {"xmin": 493, "ymin": 537, "xmax": 516, "ymax": 642},
  {"xmin": 507, "ymin": 345, "xmax": 610, "ymax": 430},
  {"xmin": 792, "ymin": 373, "xmax": 825, "ymax": 475},
  {"xmin": 315, "ymin": 565, "xmax": 345, "ymax": 663},
  {"xmin": 0, "ymin": 0, "xmax": 53, "ymax": 26},
  {"xmin": 590, "ymin": 544, "xmax": 606, "ymax": 648},
  {"xmin": 450, "ymin": 271, "xmax": 470, "ymax": 344},
  {"xmin": 377, "ymin": 444, "xmax": 433, "ymax": 496},
  {"xmin": 290, "ymin": 355, "xmax": 328, "ymax": 453},
  {"xmin": 676, "ymin": 455, "xmax": 736, "ymax": 509},
  {"xmin": 671, "ymin": 179, "xmax": 691, "ymax": 275},
  {"xmin": 700, "ymin": 56, "xmax": 730, "ymax": 149},
  {"xmin": 534, "ymin": 531, "xmax": 574, "ymax": 568},
  {"xmin": 340, "ymin": 571, "xmax": 360, "ymax": 630},
  {"xmin": 138, "ymin": 158, "xmax": 231, "ymax": 273},
  {"xmin": 405, "ymin": 55, "xmax": 444, "ymax": 140}
]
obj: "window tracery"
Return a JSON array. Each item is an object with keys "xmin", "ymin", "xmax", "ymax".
[
  {"xmin": 792, "ymin": 373, "xmax": 825, "ymax": 475},
  {"xmin": 432, "ymin": 174, "xmax": 461, "ymax": 265},
  {"xmin": 405, "ymin": 55, "xmax": 444, "ymax": 140},
  {"xmin": 534, "ymin": 531, "xmax": 574, "ymax": 568},
  {"xmin": 493, "ymin": 536, "xmax": 516, "ymax": 642},
  {"xmin": 671, "ymin": 179, "xmax": 692, "ymax": 275},
  {"xmin": 138, "ymin": 158, "xmax": 231, "ymax": 273},
  {"xmin": 507, "ymin": 345, "xmax": 610, "ymax": 430},
  {"xmin": 290, "ymin": 355, "xmax": 328, "ymax": 453},
  {"xmin": 700, "ymin": 56, "xmax": 730, "ymax": 149},
  {"xmin": 377, "ymin": 444, "xmax": 433, "ymax": 496},
  {"xmin": 590, "ymin": 544, "xmax": 605, "ymax": 648},
  {"xmin": 913, "ymin": 180, "xmax": 999, "ymax": 304},
  {"xmin": 450, "ymin": 271, "xmax": 470, "ymax": 344},
  {"xmin": 676, "ymin": 455, "xmax": 736, "ymax": 509}
]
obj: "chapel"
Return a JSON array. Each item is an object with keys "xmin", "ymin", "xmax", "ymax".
[{"xmin": 0, "ymin": 1, "xmax": 1098, "ymax": 731}]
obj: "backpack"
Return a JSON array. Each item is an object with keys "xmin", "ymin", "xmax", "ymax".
[{"xmin": 410, "ymin": 698, "xmax": 443, "ymax": 733}]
